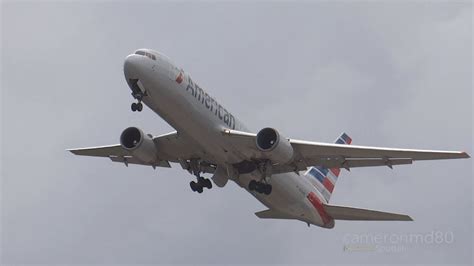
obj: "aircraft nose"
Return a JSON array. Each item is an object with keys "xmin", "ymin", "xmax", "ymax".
[{"xmin": 123, "ymin": 54, "xmax": 143, "ymax": 79}]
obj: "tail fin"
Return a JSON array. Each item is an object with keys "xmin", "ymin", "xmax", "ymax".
[{"xmin": 304, "ymin": 133, "xmax": 352, "ymax": 202}]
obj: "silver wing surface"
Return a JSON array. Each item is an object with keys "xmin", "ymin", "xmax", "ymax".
[
  {"xmin": 68, "ymin": 131, "xmax": 214, "ymax": 171},
  {"xmin": 222, "ymin": 129, "xmax": 470, "ymax": 174}
]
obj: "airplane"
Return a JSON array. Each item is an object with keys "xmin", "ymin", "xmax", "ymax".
[{"xmin": 69, "ymin": 48, "xmax": 470, "ymax": 229}]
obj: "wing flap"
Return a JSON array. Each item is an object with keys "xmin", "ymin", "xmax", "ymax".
[
  {"xmin": 323, "ymin": 204, "xmax": 413, "ymax": 221},
  {"xmin": 272, "ymin": 158, "xmax": 414, "ymax": 174},
  {"xmin": 109, "ymin": 156, "xmax": 171, "ymax": 167}
]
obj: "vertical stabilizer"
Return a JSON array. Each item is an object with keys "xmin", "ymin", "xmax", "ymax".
[{"xmin": 304, "ymin": 133, "xmax": 352, "ymax": 202}]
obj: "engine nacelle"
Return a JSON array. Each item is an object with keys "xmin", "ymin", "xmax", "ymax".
[
  {"xmin": 120, "ymin": 127, "xmax": 157, "ymax": 163},
  {"xmin": 256, "ymin": 127, "xmax": 294, "ymax": 164}
]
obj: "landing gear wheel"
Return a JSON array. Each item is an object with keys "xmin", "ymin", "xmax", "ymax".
[
  {"xmin": 196, "ymin": 186, "xmax": 203, "ymax": 193},
  {"xmin": 189, "ymin": 181, "xmax": 197, "ymax": 191},
  {"xmin": 137, "ymin": 102, "xmax": 143, "ymax": 112},
  {"xmin": 190, "ymin": 181, "xmax": 204, "ymax": 193},
  {"xmin": 204, "ymin": 178, "xmax": 212, "ymax": 189},
  {"xmin": 255, "ymin": 182, "xmax": 265, "ymax": 193},
  {"xmin": 264, "ymin": 184, "xmax": 272, "ymax": 195},
  {"xmin": 248, "ymin": 180, "xmax": 257, "ymax": 191},
  {"xmin": 131, "ymin": 102, "xmax": 137, "ymax": 112}
]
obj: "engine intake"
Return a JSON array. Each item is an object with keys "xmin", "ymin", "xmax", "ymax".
[
  {"xmin": 256, "ymin": 127, "xmax": 294, "ymax": 164},
  {"xmin": 120, "ymin": 127, "xmax": 158, "ymax": 163}
]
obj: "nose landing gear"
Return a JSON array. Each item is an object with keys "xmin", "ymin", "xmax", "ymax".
[
  {"xmin": 129, "ymin": 78, "xmax": 145, "ymax": 112},
  {"xmin": 131, "ymin": 102, "xmax": 143, "ymax": 112}
]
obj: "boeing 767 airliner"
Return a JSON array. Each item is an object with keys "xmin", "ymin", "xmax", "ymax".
[{"xmin": 69, "ymin": 49, "xmax": 470, "ymax": 228}]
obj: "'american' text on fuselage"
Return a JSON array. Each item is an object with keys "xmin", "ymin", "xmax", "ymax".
[{"xmin": 185, "ymin": 76, "xmax": 235, "ymax": 129}]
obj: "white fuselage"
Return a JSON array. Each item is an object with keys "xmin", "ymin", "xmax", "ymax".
[{"xmin": 123, "ymin": 50, "xmax": 331, "ymax": 228}]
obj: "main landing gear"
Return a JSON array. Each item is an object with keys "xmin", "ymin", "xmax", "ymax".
[
  {"xmin": 248, "ymin": 180, "xmax": 272, "ymax": 195},
  {"xmin": 188, "ymin": 159, "xmax": 212, "ymax": 193},
  {"xmin": 190, "ymin": 176, "xmax": 212, "ymax": 193},
  {"xmin": 248, "ymin": 160, "xmax": 273, "ymax": 195}
]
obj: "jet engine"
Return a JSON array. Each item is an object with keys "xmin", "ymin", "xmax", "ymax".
[
  {"xmin": 256, "ymin": 127, "xmax": 294, "ymax": 164},
  {"xmin": 120, "ymin": 127, "xmax": 157, "ymax": 163}
]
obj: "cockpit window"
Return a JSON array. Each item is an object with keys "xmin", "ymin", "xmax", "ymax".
[{"xmin": 135, "ymin": 50, "xmax": 156, "ymax": 60}]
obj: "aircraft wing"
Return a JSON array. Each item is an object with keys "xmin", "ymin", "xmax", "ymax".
[
  {"xmin": 222, "ymin": 129, "xmax": 469, "ymax": 173},
  {"xmin": 68, "ymin": 131, "xmax": 205, "ymax": 168},
  {"xmin": 69, "ymin": 144, "xmax": 128, "ymax": 157}
]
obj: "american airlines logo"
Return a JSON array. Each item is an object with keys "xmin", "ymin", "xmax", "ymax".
[
  {"xmin": 175, "ymin": 72, "xmax": 184, "ymax": 84},
  {"xmin": 185, "ymin": 76, "xmax": 236, "ymax": 129}
]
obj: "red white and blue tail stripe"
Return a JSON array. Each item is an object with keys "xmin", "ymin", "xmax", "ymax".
[
  {"xmin": 335, "ymin": 133, "xmax": 352, "ymax": 145},
  {"xmin": 305, "ymin": 133, "xmax": 352, "ymax": 202}
]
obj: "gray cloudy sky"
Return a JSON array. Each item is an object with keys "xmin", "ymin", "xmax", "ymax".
[{"xmin": 1, "ymin": 1, "xmax": 472, "ymax": 265}]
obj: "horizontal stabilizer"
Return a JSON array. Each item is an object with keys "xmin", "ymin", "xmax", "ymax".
[
  {"xmin": 323, "ymin": 204, "xmax": 413, "ymax": 221},
  {"xmin": 255, "ymin": 209, "xmax": 294, "ymax": 220}
]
